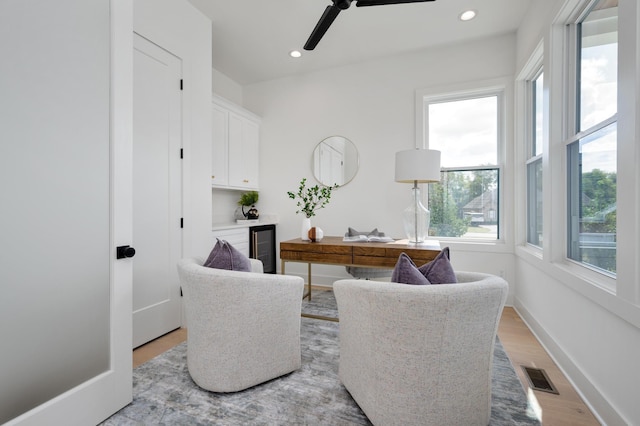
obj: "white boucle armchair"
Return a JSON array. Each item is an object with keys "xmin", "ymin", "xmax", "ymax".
[
  {"xmin": 177, "ymin": 257, "xmax": 304, "ymax": 392},
  {"xmin": 333, "ymin": 272, "xmax": 508, "ymax": 426}
]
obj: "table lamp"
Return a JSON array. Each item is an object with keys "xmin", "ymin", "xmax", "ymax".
[{"xmin": 395, "ymin": 148, "xmax": 441, "ymax": 244}]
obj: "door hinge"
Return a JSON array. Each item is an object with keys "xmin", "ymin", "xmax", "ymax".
[
  {"xmin": 180, "ymin": 79, "xmax": 183, "ymax": 91},
  {"xmin": 180, "ymin": 148, "xmax": 183, "ymax": 159},
  {"xmin": 180, "ymin": 218, "xmax": 184, "ymax": 229}
]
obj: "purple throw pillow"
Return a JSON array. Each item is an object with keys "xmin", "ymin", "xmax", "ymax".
[
  {"xmin": 203, "ymin": 238, "xmax": 252, "ymax": 272},
  {"xmin": 391, "ymin": 253, "xmax": 431, "ymax": 285},
  {"xmin": 418, "ymin": 247, "xmax": 457, "ymax": 284}
]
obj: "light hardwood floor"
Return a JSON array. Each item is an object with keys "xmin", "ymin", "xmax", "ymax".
[
  {"xmin": 497, "ymin": 307, "xmax": 600, "ymax": 425},
  {"xmin": 133, "ymin": 301, "xmax": 600, "ymax": 425}
]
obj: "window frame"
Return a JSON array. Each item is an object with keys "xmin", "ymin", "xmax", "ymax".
[
  {"xmin": 514, "ymin": 0, "xmax": 639, "ymax": 328},
  {"xmin": 515, "ymin": 40, "xmax": 546, "ymax": 257},
  {"xmin": 526, "ymin": 67, "xmax": 545, "ymax": 248},
  {"xmin": 564, "ymin": 0, "xmax": 618, "ymax": 282},
  {"xmin": 416, "ymin": 79, "xmax": 508, "ymax": 245}
]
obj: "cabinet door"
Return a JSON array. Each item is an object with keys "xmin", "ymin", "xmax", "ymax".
[
  {"xmin": 242, "ymin": 118, "xmax": 260, "ymax": 189},
  {"xmin": 228, "ymin": 112, "xmax": 259, "ymax": 190},
  {"xmin": 212, "ymin": 96, "xmax": 260, "ymax": 190},
  {"xmin": 211, "ymin": 103, "xmax": 229, "ymax": 187},
  {"xmin": 227, "ymin": 112, "xmax": 245, "ymax": 187},
  {"xmin": 250, "ymin": 225, "xmax": 276, "ymax": 273}
]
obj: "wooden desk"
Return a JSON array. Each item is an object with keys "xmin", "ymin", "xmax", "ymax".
[{"xmin": 280, "ymin": 236, "xmax": 441, "ymax": 300}]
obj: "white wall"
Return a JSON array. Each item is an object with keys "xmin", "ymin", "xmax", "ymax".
[
  {"xmin": 515, "ymin": 260, "xmax": 639, "ymax": 425},
  {"xmin": 213, "ymin": 67, "xmax": 243, "ymax": 105},
  {"xmin": 134, "ymin": 0, "xmax": 212, "ymax": 259},
  {"xmin": 513, "ymin": 0, "xmax": 640, "ymax": 424},
  {"xmin": 244, "ymin": 34, "xmax": 517, "ymax": 298},
  {"xmin": 212, "ymin": 188, "xmax": 244, "ymax": 224},
  {"xmin": 515, "ymin": 0, "xmax": 564, "ymax": 73}
]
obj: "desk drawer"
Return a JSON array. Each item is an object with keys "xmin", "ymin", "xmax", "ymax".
[
  {"xmin": 353, "ymin": 245, "xmax": 439, "ymax": 267},
  {"xmin": 280, "ymin": 250, "xmax": 352, "ymax": 265},
  {"xmin": 280, "ymin": 241, "xmax": 351, "ymax": 255},
  {"xmin": 352, "ymin": 255, "xmax": 398, "ymax": 268},
  {"xmin": 383, "ymin": 247, "xmax": 439, "ymax": 265}
]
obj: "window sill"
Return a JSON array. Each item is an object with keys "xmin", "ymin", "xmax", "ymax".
[{"xmin": 438, "ymin": 238, "xmax": 512, "ymax": 254}]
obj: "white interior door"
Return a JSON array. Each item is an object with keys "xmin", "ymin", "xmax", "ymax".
[
  {"xmin": 132, "ymin": 34, "xmax": 183, "ymax": 348},
  {"xmin": 0, "ymin": 1, "xmax": 133, "ymax": 424}
]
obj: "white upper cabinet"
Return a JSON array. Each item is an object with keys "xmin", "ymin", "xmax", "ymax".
[
  {"xmin": 212, "ymin": 95, "xmax": 260, "ymax": 190},
  {"xmin": 211, "ymin": 102, "xmax": 229, "ymax": 186}
]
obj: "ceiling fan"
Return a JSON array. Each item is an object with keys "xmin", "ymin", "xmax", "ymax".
[{"xmin": 304, "ymin": 0, "xmax": 436, "ymax": 51}]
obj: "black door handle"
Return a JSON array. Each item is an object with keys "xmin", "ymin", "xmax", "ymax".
[{"xmin": 116, "ymin": 245, "xmax": 136, "ymax": 259}]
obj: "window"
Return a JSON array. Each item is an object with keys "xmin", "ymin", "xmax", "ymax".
[
  {"xmin": 533, "ymin": 72, "xmax": 544, "ymax": 157},
  {"xmin": 566, "ymin": 0, "xmax": 617, "ymax": 274},
  {"xmin": 527, "ymin": 71, "xmax": 544, "ymax": 247},
  {"xmin": 424, "ymin": 92, "xmax": 502, "ymax": 240}
]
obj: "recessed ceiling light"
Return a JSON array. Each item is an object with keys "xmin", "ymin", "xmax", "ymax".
[
  {"xmin": 459, "ymin": 10, "xmax": 477, "ymax": 21},
  {"xmin": 289, "ymin": 50, "xmax": 302, "ymax": 58}
]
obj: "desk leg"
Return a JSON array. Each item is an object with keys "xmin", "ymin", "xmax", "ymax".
[
  {"xmin": 307, "ymin": 263, "xmax": 312, "ymax": 301},
  {"xmin": 281, "ymin": 259, "xmax": 312, "ymax": 301}
]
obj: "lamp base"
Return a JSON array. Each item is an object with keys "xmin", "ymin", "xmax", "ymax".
[{"xmin": 402, "ymin": 184, "xmax": 430, "ymax": 244}]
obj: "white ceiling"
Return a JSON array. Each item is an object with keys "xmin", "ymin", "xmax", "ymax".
[{"xmin": 187, "ymin": 0, "xmax": 532, "ymax": 86}]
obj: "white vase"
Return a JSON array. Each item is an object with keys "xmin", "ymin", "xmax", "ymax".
[{"xmin": 301, "ymin": 217, "xmax": 311, "ymax": 241}]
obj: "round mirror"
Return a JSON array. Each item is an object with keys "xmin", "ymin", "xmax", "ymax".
[{"xmin": 312, "ymin": 136, "xmax": 359, "ymax": 186}]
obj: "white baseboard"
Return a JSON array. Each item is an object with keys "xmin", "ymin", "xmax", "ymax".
[{"xmin": 514, "ymin": 298, "xmax": 624, "ymax": 426}]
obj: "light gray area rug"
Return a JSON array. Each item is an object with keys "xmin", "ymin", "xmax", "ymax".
[
  {"xmin": 302, "ymin": 288, "xmax": 340, "ymax": 320},
  {"xmin": 105, "ymin": 293, "xmax": 541, "ymax": 425}
]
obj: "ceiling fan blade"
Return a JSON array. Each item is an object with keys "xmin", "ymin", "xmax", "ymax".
[
  {"xmin": 356, "ymin": 0, "xmax": 435, "ymax": 6},
  {"xmin": 304, "ymin": 5, "xmax": 342, "ymax": 51}
]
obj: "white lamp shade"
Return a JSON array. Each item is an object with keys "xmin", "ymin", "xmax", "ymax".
[{"xmin": 395, "ymin": 149, "xmax": 441, "ymax": 183}]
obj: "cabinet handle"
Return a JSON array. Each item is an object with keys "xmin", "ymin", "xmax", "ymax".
[
  {"xmin": 212, "ymin": 175, "xmax": 215, "ymax": 179},
  {"xmin": 243, "ymin": 179, "xmax": 249, "ymax": 183}
]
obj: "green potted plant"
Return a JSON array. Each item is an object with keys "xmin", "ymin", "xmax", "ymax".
[
  {"xmin": 238, "ymin": 191, "xmax": 259, "ymax": 220},
  {"xmin": 287, "ymin": 178, "xmax": 338, "ymax": 240}
]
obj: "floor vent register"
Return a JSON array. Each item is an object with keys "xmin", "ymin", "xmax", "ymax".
[{"xmin": 521, "ymin": 366, "xmax": 559, "ymax": 394}]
